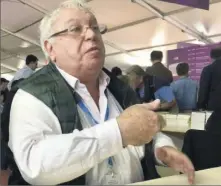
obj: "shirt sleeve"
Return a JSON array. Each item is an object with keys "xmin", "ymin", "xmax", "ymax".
[
  {"xmin": 155, "ymin": 87, "xmax": 175, "ymax": 102},
  {"xmin": 21, "ymin": 68, "xmax": 34, "ymax": 79},
  {"xmin": 9, "ymin": 89, "xmax": 123, "ymax": 185},
  {"xmin": 153, "ymin": 132, "xmax": 176, "ymax": 165},
  {"xmin": 170, "ymin": 82, "xmax": 177, "ymax": 94}
]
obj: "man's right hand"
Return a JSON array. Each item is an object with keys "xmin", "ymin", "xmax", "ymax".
[{"xmin": 117, "ymin": 99, "xmax": 166, "ymax": 147}]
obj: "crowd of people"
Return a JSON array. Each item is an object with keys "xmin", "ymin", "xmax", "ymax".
[
  {"xmin": 111, "ymin": 48, "xmax": 221, "ymax": 133},
  {"xmin": 112, "ymin": 51, "xmax": 198, "ymax": 113},
  {"xmin": 1, "ymin": 0, "xmax": 221, "ymax": 185}
]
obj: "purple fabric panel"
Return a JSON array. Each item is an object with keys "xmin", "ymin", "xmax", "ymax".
[
  {"xmin": 160, "ymin": 0, "xmax": 209, "ymax": 10},
  {"xmin": 167, "ymin": 43, "xmax": 221, "ymax": 81}
]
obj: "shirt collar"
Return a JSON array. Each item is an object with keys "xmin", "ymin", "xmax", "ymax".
[
  {"xmin": 179, "ymin": 76, "xmax": 188, "ymax": 79},
  {"xmin": 153, "ymin": 61, "xmax": 162, "ymax": 66},
  {"xmin": 56, "ymin": 65, "xmax": 110, "ymax": 90},
  {"xmin": 24, "ymin": 65, "xmax": 33, "ymax": 70}
]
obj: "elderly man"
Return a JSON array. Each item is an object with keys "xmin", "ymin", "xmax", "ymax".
[{"xmin": 8, "ymin": 0, "xmax": 194, "ymax": 185}]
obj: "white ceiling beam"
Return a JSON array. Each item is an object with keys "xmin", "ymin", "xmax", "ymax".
[
  {"xmin": 108, "ymin": 0, "xmax": 221, "ymax": 33},
  {"xmin": 132, "ymin": 0, "xmax": 213, "ymax": 44},
  {"xmin": 1, "ymin": 48, "xmax": 23, "ymax": 60},
  {"xmin": 18, "ymin": 0, "xmax": 95, "ymax": 15},
  {"xmin": 17, "ymin": 0, "xmax": 48, "ymax": 14},
  {"xmin": 106, "ymin": 38, "xmax": 196, "ymax": 57},
  {"xmin": 1, "ymin": 48, "xmax": 22, "ymax": 72},
  {"xmin": 17, "ymin": 0, "xmax": 130, "ymax": 56},
  {"xmin": 1, "ymin": 27, "xmax": 41, "ymax": 47},
  {"xmin": 1, "ymin": 63, "xmax": 18, "ymax": 72},
  {"xmin": 104, "ymin": 40, "xmax": 137, "ymax": 57}
]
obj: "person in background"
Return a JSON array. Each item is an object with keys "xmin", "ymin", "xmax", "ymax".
[
  {"xmin": 0, "ymin": 90, "xmax": 7, "ymax": 114},
  {"xmin": 125, "ymin": 65, "xmax": 145, "ymax": 90},
  {"xmin": 0, "ymin": 78, "xmax": 26, "ymax": 186},
  {"xmin": 8, "ymin": 0, "xmax": 194, "ymax": 185},
  {"xmin": 154, "ymin": 84, "xmax": 177, "ymax": 113},
  {"xmin": 125, "ymin": 65, "xmax": 177, "ymax": 112},
  {"xmin": 171, "ymin": 63, "xmax": 198, "ymax": 112},
  {"xmin": 1, "ymin": 78, "xmax": 25, "ymax": 142},
  {"xmin": 0, "ymin": 78, "xmax": 9, "ymax": 91},
  {"xmin": 146, "ymin": 51, "xmax": 173, "ymax": 83},
  {"xmin": 1, "ymin": 139, "xmax": 11, "ymax": 186},
  {"xmin": 0, "ymin": 79, "xmax": 10, "ymax": 186},
  {"xmin": 198, "ymin": 48, "xmax": 221, "ymax": 132},
  {"xmin": 0, "ymin": 78, "xmax": 9, "ymax": 101},
  {"xmin": 198, "ymin": 48, "xmax": 221, "ymax": 110},
  {"xmin": 118, "ymin": 74, "xmax": 129, "ymax": 84},
  {"xmin": 7, "ymin": 54, "xmax": 38, "ymax": 90},
  {"xmin": 123, "ymin": 65, "xmax": 153, "ymax": 102},
  {"xmin": 111, "ymin": 66, "xmax": 122, "ymax": 77}
]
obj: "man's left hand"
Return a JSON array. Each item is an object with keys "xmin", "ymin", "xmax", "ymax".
[{"xmin": 156, "ymin": 146, "xmax": 195, "ymax": 184}]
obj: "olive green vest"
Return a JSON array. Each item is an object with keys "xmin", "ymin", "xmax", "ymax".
[{"xmin": 11, "ymin": 62, "xmax": 159, "ymax": 185}]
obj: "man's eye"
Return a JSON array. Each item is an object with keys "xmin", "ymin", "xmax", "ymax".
[
  {"xmin": 70, "ymin": 26, "xmax": 82, "ymax": 33},
  {"xmin": 92, "ymin": 26, "xmax": 100, "ymax": 32}
]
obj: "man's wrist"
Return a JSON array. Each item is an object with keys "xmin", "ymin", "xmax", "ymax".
[
  {"xmin": 156, "ymin": 146, "xmax": 176, "ymax": 165},
  {"xmin": 116, "ymin": 116, "xmax": 128, "ymax": 148}
]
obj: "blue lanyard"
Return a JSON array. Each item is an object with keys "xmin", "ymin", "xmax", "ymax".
[
  {"xmin": 78, "ymin": 101, "xmax": 109, "ymax": 125},
  {"xmin": 78, "ymin": 100, "xmax": 113, "ymax": 167}
]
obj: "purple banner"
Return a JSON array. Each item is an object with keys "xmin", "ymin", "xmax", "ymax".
[
  {"xmin": 167, "ymin": 43, "xmax": 221, "ymax": 81},
  {"xmin": 160, "ymin": 0, "xmax": 209, "ymax": 10}
]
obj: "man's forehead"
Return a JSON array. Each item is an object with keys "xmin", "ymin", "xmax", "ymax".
[{"xmin": 55, "ymin": 8, "xmax": 97, "ymax": 26}]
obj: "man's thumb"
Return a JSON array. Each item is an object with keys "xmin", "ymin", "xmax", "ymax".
[{"xmin": 142, "ymin": 99, "xmax": 161, "ymax": 111}]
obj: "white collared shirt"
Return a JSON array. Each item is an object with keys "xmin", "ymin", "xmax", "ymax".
[
  {"xmin": 9, "ymin": 66, "xmax": 175, "ymax": 185},
  {"xmin": 8, "ymin": 66, "xmax": 34, "ymax": 90}
]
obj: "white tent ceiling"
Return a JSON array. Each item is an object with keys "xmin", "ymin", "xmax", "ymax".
[{"xmin": 1, "ymin": 0, "xmax": 221, "ymax": 80}]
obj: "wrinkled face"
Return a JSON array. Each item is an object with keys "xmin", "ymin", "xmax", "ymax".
[{"xmin": 45, "ymin": 8, "xmax": 105, "ymax": 80}]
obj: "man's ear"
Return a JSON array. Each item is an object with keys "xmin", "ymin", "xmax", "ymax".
[{"xmin": 44, "ymin": 40, "xmax": 56, "ymax": 62}]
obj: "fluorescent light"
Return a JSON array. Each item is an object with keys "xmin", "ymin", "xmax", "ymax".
[
  {"xmin": 20, "ymin": 41, "xmax": 31, "ymax": 48},
  {"xmin": 17, "ymin": 59, "xmax": 25, "ymax": 69}
]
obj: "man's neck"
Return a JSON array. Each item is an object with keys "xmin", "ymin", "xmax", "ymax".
[
  {"xmin": 152, "ymin": 61, "xmax": 161, "ymax": 65},
  {"xmin": 84, "ymin": 79, "xmax": 99, "ymax": 92},
  {"xmin": 84, "ymin": 78, "xmax": 100, "ymax": 108},
  {"xmin": 179, "ymin": 75, "xmax": 188, "ymax": 78},
  {"xmin": 26, "ymin": 65, "xmax": 33, "ymax": 71}
]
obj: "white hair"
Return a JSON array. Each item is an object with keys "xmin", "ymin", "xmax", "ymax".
[{"xmin": 39, "ymin": 0, "xmax": 90, "ymax": 60}]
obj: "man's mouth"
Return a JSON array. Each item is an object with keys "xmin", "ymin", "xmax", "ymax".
[{"xmin": 86, "ymin": 46, "xmax": 100, "ymax": 53}]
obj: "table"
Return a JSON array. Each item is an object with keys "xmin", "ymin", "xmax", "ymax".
[
  {"xmin": 132, "ymin": 167, "xmax": 221, "ymax": 185},
  {"xmin": 162, "ymin": 125, "xmax": 190, "ymax": 133}
]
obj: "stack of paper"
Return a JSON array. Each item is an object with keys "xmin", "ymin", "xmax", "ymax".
[
  {"xmin": 177, "ymin": 114, "xmax": 191, "ymax": 131},
  {"xmin": 165, "ymin": 114, "xmax": 177, "ymax": 129},
  {"xmin": 191, "ymin": 112, "xmax": 206, "ymax": 130}
]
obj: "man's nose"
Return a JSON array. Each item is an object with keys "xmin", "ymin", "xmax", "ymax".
[{"xmin": 84, "ymin": 27, "xmax": 97, "ymax": 40}]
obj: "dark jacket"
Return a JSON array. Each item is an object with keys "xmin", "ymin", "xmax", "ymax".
[
  {"xmin": 3, "ymin": 62, "xmax": 160, "ymax": 185},
  {"xmin": 182, "ymin": 129, "xmax": 221, "ymax": 171},
  {"xmin": 139, "ymin": 74, "xmax": 170, "ymax": 103},
  {"xmin": 197, "ymin": 58, "xmax": 221, "ymax": 111},
  {"xmin": 146, "ymin": 62, "xmax": 173, "ymax": 84}
]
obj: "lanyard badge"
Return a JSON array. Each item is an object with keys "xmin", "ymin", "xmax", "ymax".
[
  {"xmin": 78, "ymin": 99, "xmax": 122, "ymax": 184},
  {"xmin": 102, "ymin": 157, "xmax": 121, "ymax": 185}
]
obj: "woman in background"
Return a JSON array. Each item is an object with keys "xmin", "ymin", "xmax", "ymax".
[{"xmin": 122, "ymin": 65, "xmax": 177, "ymax": 112}]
